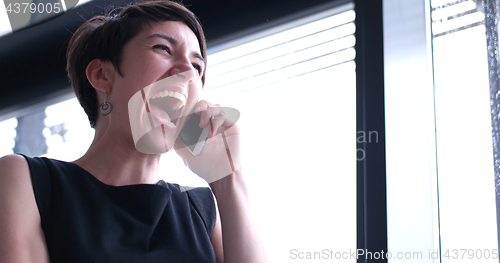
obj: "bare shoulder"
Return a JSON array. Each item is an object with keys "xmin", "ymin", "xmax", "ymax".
[
  {"xmin": 0, "ymin": 154, "xmax": 32, "ymax": 196},
  {"xmin": 0, "ymin": 154, "xmax": 30, "ymax": 175},
  {"xmin": 0, "ymin": 154, "xmax": 35, "ymax": 202},
  {"xmin": 0, "ymin": 154, "xmax": 49, "ymax": 263}
]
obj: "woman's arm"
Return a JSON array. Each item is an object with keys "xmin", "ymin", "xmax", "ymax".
[
  {"xmin": 210, "ymin": 200, "xmax": 224, "ymax": 263},
  {"xmin": 210, "ymin": 169, "xmax": 268, "ymax": 263},
  {"xmin": 176, "ymin": 100, "xmax": 268, "ymax": 262},
  {"xmin": 0, "ymin": 154, "xmax": 49, "ymax": 263}
]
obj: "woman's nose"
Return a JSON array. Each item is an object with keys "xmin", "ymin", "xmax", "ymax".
[{"xmin": 169, "ymin": 59, "xmax": 196, "ymax": 82}]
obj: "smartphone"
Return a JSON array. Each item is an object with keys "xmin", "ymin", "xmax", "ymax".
[{"xmin": 178, "ymin": 112, "xmax": 210, "ymax": 156}]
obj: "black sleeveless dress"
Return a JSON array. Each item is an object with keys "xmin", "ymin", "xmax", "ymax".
[{"xmin": 21, "ymin": 155, "xmax": 217, "ymax": 263}]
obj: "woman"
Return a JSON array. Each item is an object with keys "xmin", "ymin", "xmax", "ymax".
[{"xmin": 0, "ymin": 1, "xmax": 267, "ymax": 262}]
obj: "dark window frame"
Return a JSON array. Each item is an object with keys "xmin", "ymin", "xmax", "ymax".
[{"xmin": 354, "ymin": 0, "xmax": 388, "ymax": 262}]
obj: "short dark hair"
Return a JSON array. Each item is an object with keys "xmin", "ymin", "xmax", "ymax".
[{"xmin": 66, "ymin": 0, "xmax": 207, "ymax": 128}]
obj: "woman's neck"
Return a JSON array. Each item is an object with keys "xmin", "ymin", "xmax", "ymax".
[{"xmin": 73, "ymin": 126, "xmax": 162, "ymax": 187}]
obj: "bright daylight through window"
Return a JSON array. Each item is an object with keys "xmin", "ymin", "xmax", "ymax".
[
  {"xmin": 431, "ymin": 0, "xmax": 498, "ymax": 260},
  {"xmin": 385, "ymin": 0, "xmax": 498, "ymax": 261}
]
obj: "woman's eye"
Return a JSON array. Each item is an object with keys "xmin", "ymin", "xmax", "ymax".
[
  {"xmin": 192, "ymin": 63, "xmax": 202, "ymax": 74},
  {"xmin": 153, "ymin": 44, "xmax": 170, "ymax": 54}
]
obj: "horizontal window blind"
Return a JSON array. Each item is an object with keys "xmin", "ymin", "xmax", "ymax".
[
  {"xmin": 203, "ymin": 9, "xmax": 356, "ymax": 100},
  {"xmin": 432, "ymin": 0, "xmax": 485, "ymax": 37}
]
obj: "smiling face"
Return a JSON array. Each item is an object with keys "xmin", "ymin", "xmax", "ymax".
[{"xmin": 110, "ymin": 21, "xmax": 205, "ymax": 154}]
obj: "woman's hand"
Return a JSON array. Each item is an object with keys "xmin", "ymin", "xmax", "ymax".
[
  {"xmin": 175, "ymin": 101, "xmax": 269, "ymax": 263},
  {"xmin": 174, "ymin": 100, "xmax": 242, "ymax": 184}
]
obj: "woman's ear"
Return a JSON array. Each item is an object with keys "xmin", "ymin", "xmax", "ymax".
[{"xmin": 85, "ymin": 59, "xmax": 115, "ymax": 93}]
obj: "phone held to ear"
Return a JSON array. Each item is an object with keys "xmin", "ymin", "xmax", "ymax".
[{"xmin": 178, "ymin": 112, "xmax": 210, "ymax": 156}]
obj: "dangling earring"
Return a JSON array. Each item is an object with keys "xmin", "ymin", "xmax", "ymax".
[{"xmin": 99, "ymin": 89, "xmax": 113, "ymax": 116}]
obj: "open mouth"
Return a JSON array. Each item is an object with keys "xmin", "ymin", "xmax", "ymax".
[{"xmin": 149, "ymin": 90, "xmax": 186, "ymax": 127}]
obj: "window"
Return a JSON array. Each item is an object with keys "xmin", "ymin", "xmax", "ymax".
[
  {"xmin": 43, "ymin": 98, "xmax": 94, "ymax": 161},
  {"xmin": 432, "ymin": 0, "xmax": 498, "ymax": 259},
  {"xmin": 0, "ymin": 117, "xmax": 16, "ymax": 156},
  {"xmin": 385, "ymin": 0, "xmax": 498, "ymax": 261}
]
